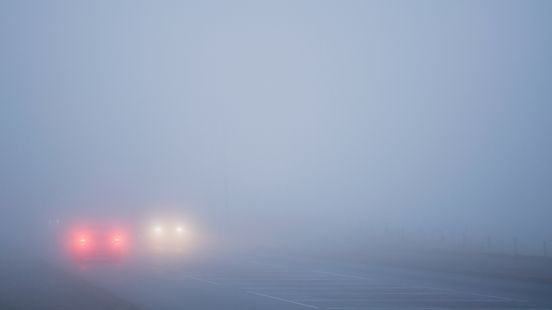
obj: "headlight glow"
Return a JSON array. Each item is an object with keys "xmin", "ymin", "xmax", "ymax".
[{"xmin": 153, "ymin": 226, "xmax": 163, "ymax": 234}]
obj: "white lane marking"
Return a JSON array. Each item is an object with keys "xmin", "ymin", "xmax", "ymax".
[
  {"xmin": 424, "ymin": 286, "xmax": 526, "ymax": 303},
  {"xmin": 246, "ymin": 287, "xmax": 518, "ymax": 304},
  {"xmin": 250, "ymin": 260, "xmax": 289, "ymax": 269},
  {"xmin": 239, "ymin": 286, "xmax": 431, "ymax": 291},
  {"xmin": 252, "ymin": 260, "xmax": 525, "ymax": 303},
  {"xmin": 246, "ymin": 291, "xmax": 458, "ymax": 297},
  {"xmin": 297, "ymin": 298, "xmax": 507, "ymax": 302},
  {"xmin": 313, "ymin": 270, "xmax": 371, "ymax": 280},
  {"xmin": 294, "ymin": 291, "xmax": 496, "ymax": 298},
  {"xmin": 251, "ymin": 260, "xmax": 371, "ymax": 280},
  {"xmin": 261, "ymin": 278, "xmax": 351, "ymax": 281},
  {"xmin": 250, "ymin": 259, "xmax": 527, "ymax": 305},
  {"xmin": 184, "ymin": 275, "xmax": 221, "ymax": 286},
  {"xmin": 247, "ymin": 291, "xmax": 319, "ymax": 309},
  {"xmin": 326, "ymin": 307, "xmax": 446, "ymax": 310},
  {"xmin": 327, "ymin": 308, "xmax": 547, "ymax": 310}
]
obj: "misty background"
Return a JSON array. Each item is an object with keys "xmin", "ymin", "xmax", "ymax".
[{"xmin": 1, "ymin": 0, "xmax": 552, "ymax": 254}]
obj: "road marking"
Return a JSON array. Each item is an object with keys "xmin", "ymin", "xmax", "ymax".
[
  {"xmin": 425, "ymin": 286, "xmax": 526, "ymax": 303},
  {"xmin": 312, "ymin": 270, "xmax": 371, "ymax": 280},
  {"xmin": 326, "ymin": 307, "xmax": 446, "ymax": 310},
  {"xmin": 327, "ymin": 308, "xmax": 547, "ymax": 310},
  {"xmin": 250, "ymin": 260, "xmax": 289, "ymax": 269},
  {"xmin": 239, "ymin": 286, "xmax": 430, "ymax": 291},
  {"xmin": 251, "ymin": 259, "xmax": 526, "ymax": 304},
  {"xmin": 247, "ymin": 291, "xmax": 319, "ymax": 309},
  {"xmin": 184, "ymin": 275, "xmax": 221, "ymax": 286},
  {"xmin": 252, "ymin": 260, "xmax": 371, "ymax": 281},
  {"xmin": 297, "ymin": 298, "xmax": 507, "ymax": 302}
]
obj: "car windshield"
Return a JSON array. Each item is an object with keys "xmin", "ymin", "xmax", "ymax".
[{"xmin": 2, "ymin": 1, "xmax": 552, "ymax": 309}]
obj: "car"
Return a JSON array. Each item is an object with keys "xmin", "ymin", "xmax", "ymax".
[
  {"xmin": 68, "ymin": 223, "xmax": 129, "ymax": 263},
  {"xmin": 146, "ymin": 221, "xmax": 191, "ymax": 254}
]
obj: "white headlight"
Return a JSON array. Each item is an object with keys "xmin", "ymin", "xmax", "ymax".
[{"xmin": 153, "ymin": 226, "xmax": 163, "ymax": 234}]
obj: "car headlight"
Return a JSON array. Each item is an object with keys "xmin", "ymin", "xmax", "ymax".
[{"xmin": 153, "ymin": 225, "xmax": 163, "ymax": 234}]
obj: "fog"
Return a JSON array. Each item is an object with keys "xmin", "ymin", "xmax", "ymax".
[{"xmin": 1, "ymin": 2, "xmax": 552, "ymax": 308}]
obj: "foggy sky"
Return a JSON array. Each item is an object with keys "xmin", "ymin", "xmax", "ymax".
[{"xmin": 1, "ymin": 0, "xmax": 552, "ymax": 242}]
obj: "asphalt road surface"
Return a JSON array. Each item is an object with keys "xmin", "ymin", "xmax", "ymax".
[
  {"xmin": 0, "ymin": 250, "xmax": 139, "ymax": 310},
  {"xmin": 50, "ymin": 253, "xmax": 552, "ymax": 310}
]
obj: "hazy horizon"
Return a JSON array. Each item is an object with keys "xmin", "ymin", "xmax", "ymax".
[{"xmin": 2, "ymin": 0, "xmax": 552, "ymax": 250}]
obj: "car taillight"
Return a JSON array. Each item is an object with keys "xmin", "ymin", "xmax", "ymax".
[
  {"xmin": 72, "ymin": 232, "xmax": 92, "ymax": 253},
  {"xmin": 75, "ymin": 232, "xmax": 90, "ymax": 246}
]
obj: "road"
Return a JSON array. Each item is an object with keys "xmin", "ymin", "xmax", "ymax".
[
  {"xmin": 53, "ymin": 252, "xmax": 552, "ymax": 310},
  {"xmin": 0, "ymin": 249, "xmax": 139, "ymax": 309}
]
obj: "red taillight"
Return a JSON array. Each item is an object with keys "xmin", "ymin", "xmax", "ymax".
[
  {"xmin": 72, "ymin": 232, "xmax": 92, "ymax": 254},
  {"xmin": 67, "ymin": 226, "xmax": 129, "ymax": 257},
  {"xmin": 75, "ymin": 232, "xmax": 90, "ymax": 246}
]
